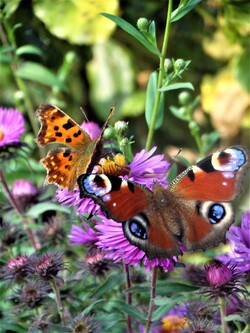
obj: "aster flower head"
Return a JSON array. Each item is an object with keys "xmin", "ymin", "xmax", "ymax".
[
  {"xmin": 95, "ymin": 216, "xmax": 176, "ymax": 273},
  {"xmin": 0, "ymin": 107, "xmax": 27, "ymax": 160},
  {"xmin": 199, "ymin": 261, "xmax": 247, "ymax": 300},
  {"xmin": 68, "ymin": 221, "xmax": 99, "ymax": 246},
  {"xmin": 0, "ymin": 107, "xmax": 26, "ymax": 146},
  {"xmin": 79, "ymin": 247, "xmax": 111, "ymax": 277},
  {"xmin": 27, "ymin": 252, "xmax": 65, "ymax": 281},
  {"xmin": 12, "ymin": 179, "xmax": 40, "ymax": 211},
  {"xmin": 0, "ymin": 255, "xmax": 29, "ymax": 282},
  {"xmin": 80, "ymin": 121, "xmax": 101, "ymax": 140},
  {"xmin": 217, "ymin": 210, "xmax": 250, "ymax": 272},
  {"xmin": 161, "ymin": 304, "xmax": 188, "ymax": 332},
  {"xmin": 9, "ymin": 280, "xmax": 49, "ymax": 309},
  {"xmin": 69, "ymin": 314, "xmax": 102, "ymax": 333},
  {"xmin": 129, "ymin": 146, "xmax": 170, "ymax": 187}
]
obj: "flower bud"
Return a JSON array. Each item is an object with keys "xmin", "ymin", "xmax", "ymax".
[
  {"xmin": 178, "ymin": 91, "xmax": 191, "ymax": 106},
  {"xmin": 175, "ymin": 59, "xmax": 185, "ymax": 71},
  {"xmin": 137, "ymin": 18, "xmax": 149, "ymax": 31},
  {"xmin": 164, "ymin": 58, "xmax": 172, "ymax": 71},
  {"xmin": 114, "ymin": 120, "xmax": 128, "ymax": 137},
  {"xmin": 188, "ymin": 120, "xmax": 200, "ymax": 134}
]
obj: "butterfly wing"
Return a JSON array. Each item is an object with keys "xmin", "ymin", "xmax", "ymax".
[
  {"xmin": 36, "ymin": 104, "xmax": 91, "ymax": 149},
  {"xmin": 169, "ymin": 146, "xmax": 250, "ymax": 252},
  {"xmin": 170, "ymin": 146, "xmax": 249, "ymax": 201},
  {"xmin": 36, "ymin": 104, "xmax": 114, "ymax": 190},
  {"xmin": 78, "ymin": 174, "xmax": 182, "ymax": 259}
]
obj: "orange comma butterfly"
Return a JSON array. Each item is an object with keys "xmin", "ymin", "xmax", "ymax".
[{"xmin": 36, "ymin": 104, "xmax": 114, "ymax": 191}]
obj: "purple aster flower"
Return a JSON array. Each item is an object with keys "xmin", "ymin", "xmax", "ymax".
[
  {"xmin": 13, "ymin": 179, "xmax": 38, "ymax": 197},
  {"xmin": 129, "ymin": 146, "xmax": 170, "ymax": 188},
  {"xmin": 56, "ymin": 187, "xmax": 101, "ymax": 216},
  {"xmin": 80, "ymin": 121, "xmax": 101, "ymax": 140},
  {"xmin": 217, "ymin": 210, "xmax": 250, "ymax": 272},
  {"xmin": 95, "ymin": 216, "xmax": 176, "ymax": 273},
  {"xmin": 0, "ymin": 107, "xmax": 26, "ymax": 146},
  {"xmin": 12, "ymin": 179, "xmax": 42, "ymax": 211},
  {"xmin": 69, "ymin": 222, "xmax": 99, "ymax": 246}
]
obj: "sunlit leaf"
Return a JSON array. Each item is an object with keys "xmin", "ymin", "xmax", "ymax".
[
  {"xmin": 145, "ymin": 71, "xmax": 164, "ymax": 129},
  {"xmin": 16, "ymin": 45, "xmax": 43, "ymax": 57},
  {"xmin": 120, "ymin": 90, "xmax": 146, "ymax": 117},
  {"xmin": 33, "ymin": 0, "xmax": 119, "ymax": 45},
  {"xmin": 171, "ymin": 0, "xmax": 202, "ymax": 22},
  {"xmin": 26, "ymin": 202, "xmax": 70, "ymax": 218},
  {"xmin": 236, "ymin": 48, "xmax": 250, "ymax": 92},
  {"xmin": 2, "ymin": 0, "xmax": 22, "ymax": 18},
  {"xmin": 15, "ymin": 61, "xmax": 67, "ymax": 90},
  {"xmin": 86, "ymin": 40, "xmax": 135, "ymax": 120},
  {"xmin": 159, "ymin": 82, "xmax": 194, "ymax": 92}
]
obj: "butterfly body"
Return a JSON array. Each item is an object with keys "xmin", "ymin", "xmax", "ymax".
[
  {"xmin": 78, "ymin": 146, "xmax": 250, "ymax": 259},
  {"xmin": 36, "ymin": 104, "xmax": 113, "ymax": 191}
]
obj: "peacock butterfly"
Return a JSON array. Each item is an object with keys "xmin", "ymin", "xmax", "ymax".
[
  {"xmin": 77, "ymin": 146, "xmax": 250, "ymax": 259},
  {"xmin": 36, "ymin": 104, "xmax": 114, "ymax": 191}
]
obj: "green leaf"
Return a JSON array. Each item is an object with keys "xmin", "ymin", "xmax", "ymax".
[
  {"xmin": 0, "ymin": 45, "xmax": 13, "ymax": 64},
  {"xmin": 16, "ymin": 45, "xmax": 43, "ymax": 57},
  {"xmin": 120, "ymin": 90, "xmax": 146, "ymax": 117},
  {"xmin": 107, "ymin": 300, "xmax": 146, "ymax": 321},
  {"xmin": 2, "ymin": 0, "xmax": 22, "ymax": 18},
  {"xmin": 86, "ymin": 40, "xmax": 135, "ymax": 120},
  {"xmin": 159, "ymin": 82, "xmax": 194, "ymax": 92},
  {"xmin": 26, "ymin": 202, "xmax": 70, "ymax": 218},
  {"xmin": 169, "ymin": 105, "xmax": 189, "ymax": 121},
  {"xmin": 236, "ymin": 47, "xmax": 250, "ymax": 92},
  {"xmin": 224, "ymin": 314, "xmax": 245, "ymax": 323},
  {"xmin": 152, "ymin": 297, "xmax": 181, "ymax": 322},
  {"xmin": 90, "ymin": 273, "xmax": 124, "ymax": 298},
  {"xmin": 15, "ymin": 61, "xmax": 67, "ymax": 91},
  {"xmin": 201, "ymin": 131, "xmax": 220, "ymax": 155},
  {"xmin": 145, "ymin": 71, "xmax": 164, "ymax": 129},
  {"xmin": 156, "ymin": 280, "xmax": 198, "ymax": 294},
  {"xmin": 171, "ymin": 0, "xmax": 202, "ymax": 22},
  {"xmin": 101, "ymin": 13, "xmax": 160, "ymax": 56},
  {"xmin": 33, "ymin": 0, "xmax": 118, "ymax": 45},
  {"xmin": 82, "ymin": 299, "xmax": 107, "ymax": 316}
]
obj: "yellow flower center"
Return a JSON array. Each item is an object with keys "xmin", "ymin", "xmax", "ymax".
[{"xmin": 161, "ymin": 315, "xmax": 187, "ymax": 332}]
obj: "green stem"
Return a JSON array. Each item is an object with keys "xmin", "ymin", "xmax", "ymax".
[
  {"xmin": 50, "ymin": 278, "xmax": 66, "ymax": 326},
  {"xmin": 145, "ymin": 0, "xmax": 173, "ymax": 150},
  {"xmin": 219, "ymin": 297, "xmax": 228, "ymax": 333},
  {"xmin": 144, "ymin": 267, "xmax": 158, "ymax": 333},
  {"xmin": 0, "ymin": 169, "xmax": 41, "ymax": 250},
  {"xmin": 241, "ymin": 324, "xmax": 250, "ymax": 333},
  {"xmin": 123, "ymin": 262, "xmax": 132, "ymax": 333}
]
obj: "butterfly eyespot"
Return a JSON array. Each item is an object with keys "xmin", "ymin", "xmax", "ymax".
[
  {"xmin": 208, "ymin": 204, "xmax": 225, "ymax": 224},
  {"xmin": 129, "ymin": 220, "xmax": 147, "ymax": 239},
  {"xmin": 126, "ymin": 215, "xmax": 148, "ymax": 240}
]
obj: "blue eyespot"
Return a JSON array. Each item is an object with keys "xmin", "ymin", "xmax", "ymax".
[
  {"xmin": 208, "ymin": 204, "xmax": 225, "ymax": 224},
  {"xmin": 129, "ymin": 220, "xmax": 147, "ymax": 240}
]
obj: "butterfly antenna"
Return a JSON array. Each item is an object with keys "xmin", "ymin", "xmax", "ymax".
[
  {"xmin": 171, "ymin": 148, "xmax": 182, "ymax": 167},
  {"xmin": 80, "ymin": 107, "xmax": 89, "ymax": 123}
]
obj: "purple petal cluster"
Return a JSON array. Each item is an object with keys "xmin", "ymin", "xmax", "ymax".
[
  {"xmin": 0, "ymin": 107, "xmax": 26, "ymax": 146},
  {"xmin": 217, "ymin": 210, "xmax": 250, "ymax": 272},
  {"xmin": 129, "ymin": 146, "xmax": 170, "ymax": 188}
]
